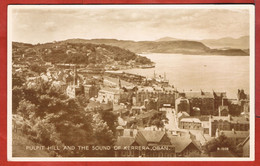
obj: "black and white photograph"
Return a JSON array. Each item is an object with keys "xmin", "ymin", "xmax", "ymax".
[{"xmin": 8, "ymin": 5, "xmax": 255, "ymax": 161}]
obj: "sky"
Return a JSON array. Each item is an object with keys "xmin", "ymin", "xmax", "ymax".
[{"xmin": 10, "ymin": 5, "xmax": 251, "ymax": 44}]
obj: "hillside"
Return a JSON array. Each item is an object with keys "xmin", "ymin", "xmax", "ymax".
[
  {"xmin": 12, "ymin": 42, "xmax": 153, "ymax": 66},
  {"xmin": 13, "ymin": 37, "xmax": 249, "ymax": 59},
  {"xmin": 64, "ymin": 38, "xmax": 249, "ymax": 56},
  {"xmin": 13, "ymin": 131, "xmax": 52, "ymax": 157},
  {"xmin": 200, "ymin": 36, "xmax": 249, "ymax": 49}
]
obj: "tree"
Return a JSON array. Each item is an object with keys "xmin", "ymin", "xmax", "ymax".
[
  {"xmin": 92, "ymin": 113, "xmax": 115, "ymax": 146},
  {"xmin": 30, "ymin": 117, "xmax": 61, "ymax": 146},
  {"xmin": 12, "ymin": 86, "xmax": 24, "ymax": 113},
  {"xmin": 203, "ymin": 134, "xmax": 236, "ymax": 154},
  {"xmin": 148, "ymin": 111, "xmax": 168, "ymax": 129},
  {"xmin": 12, "ymin": 73, "xmax": 26, "ymax": 87},
  {"xmin": 29, "ymin": 63, "xmax": 47, "ymax": 74},
  {"xmin": 17, "ymin": 99, "xmax": 38, "ymax": 119},
  {"xmin": 98, "ymin": 109, "xmax": 117, "ymax": 134}
]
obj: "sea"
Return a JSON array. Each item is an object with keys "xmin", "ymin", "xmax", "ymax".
[{"xmin": 122, "ymin": 53, "xmax": 250, "ymax": 99}]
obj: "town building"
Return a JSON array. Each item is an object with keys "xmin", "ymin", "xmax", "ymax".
[
  {"xmin": 178, "ymin": 118, "xmax": 202, "ymax": 130},
  {"xmin": 114, "ymin": 130, "xmax": 175, "ymax": 157},
  {"xmin": 170, "ymin": 136, "xmax": 202, "ymax": 157},
  {"xmin": 218, "ymin": 106, "xmax": 229, "ymax": 116},
  {"xmin": 180, "ymin": 91, "xmax": 214, "ymax": 116},
  {"xmin": 134, "ymin": 86, "xmax": 177, "ymax": 110},
  {"xmin": 217, "ymin": 129, "xmax": 249, "ymax": 146},
  {"xmin": 96, "ymin": 87, "xmax": 124, "ymax": 105},
  {"xmin": 209, "ymin": 115, "xmax": 249, "ymax": 137},
  {"xmin": 213, "ymin": 91, "xmax": 228, "ymax": 115},
  {"xmin": 83, "ymin": 84, "xmax": 100, "ymax": 100},
  {"xmin": 66, "ymin": 66, "xmax": 85, "ymax": 98}
]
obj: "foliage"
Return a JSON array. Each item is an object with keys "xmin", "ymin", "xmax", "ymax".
[
  {"xmin": 98, "ymin": 109, "xmax": 117, "ymax": 134},
  {"xmin": 12, "ymin": 86, "xmax": 24, "ymax": 113},
  {"xmin": 29, "ymin": 64, "xmax": 47, "ymax": 74},
  {"xmin": 148, "ymin": 111, "xmax": 168, "ymax": 129},
  {"xmin": 17, "ymin": 99, "xmax": 38, "ymax": 119},
  {"xmin": 12, "ymin": 76, "xmax": 116, "ymax": 157},
  {"xmin": 40, "ymin": 42, "xmax": 152, "ymax": 65},
  {"xmin": 92, "ymin": 113, "xmax": 115, "ymax": 146},
  {"xmin": 203, "ymin": 134, "xmax": 236, "ymax": 154},
  {"xmin": 12, "ymin": 73, "xmax": 26, "ymax": 88},
  {"xmin": 135, "ymin": 55, "xmax": 152, "ymax": 64},
  {"xmin": 227, "ymin": 101, "xmax": 242, "ymax": 116}
]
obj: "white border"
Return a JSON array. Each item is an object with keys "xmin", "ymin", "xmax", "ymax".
[{"xmin": 7, "ymin": 4, "xmax": 255, "ymax": 161}]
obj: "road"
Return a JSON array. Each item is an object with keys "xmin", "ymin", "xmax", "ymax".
[{"xmin": 163, "ymin": 108, "xmax": 178, "ymax": 131}]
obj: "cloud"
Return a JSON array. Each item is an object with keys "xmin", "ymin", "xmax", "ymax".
[{"xmin": 11, "ymin": 6, "xmax": 251, "ymax": 43}]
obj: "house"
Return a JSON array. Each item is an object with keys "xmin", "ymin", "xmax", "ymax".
[
  {"xmin": 209, "ymin": 115, "xmax": 231, "ymax": 137},
  {"xmin": 170, "ymin": 136, "xmax": 202, "ymax": 157},
  {"xmin": 83, "ymin": 84, "xmax": 100, "ymax": 100},
  {"xmin": 126, "ymin": 110, "xmax": 157, "ymax": 128},
  {"xmin": 114, "ymin": 130, "xmax": 175, "ymax": 157},
  {"xmin": 178, "ymin": 117, "xmax": 202, "ymax": 130},
  {"xmin": 176, "ymin": 112, "xmax": 190, "ymax": 122},
  {"xmin": 213, "ymin": 91, "xmax": 228, "ymax": 115},
  {"xmin": 218, "ymin": 129, "xmax": 249, "ymax": 146},
  {"xmin": 97, "ymin": 87, "xmax": 123, "ymax": 105},
  {"xmin": 199, "ymin": 116, "xmax": 210, "ymax": 134},
  {"xmin": 130, "ymin": 106, "xmax": 146, "ymax": 115},
  {"xmin": 189, "ymin": 130, "xmax": 210, "ymax": 146},
  {"xmin": 134, "ymin": 86, "xmax": 176, "ymax": 109},
  {"xmin": 209, "ymin": 115, "xmax": 249, "ymax": 137},
  {"xmin": 66, "ymin": 84, "xmax": 83, "ymax": 98},
  {"xmin": 218, "ymin": 106, "xmax": 229, "ymax": 116},
  {"xmin": 230, "ymin": 116, "xmax": 249, "ymax": 131},
  {"xmin": 180, "ymin": 91, "xmax": 214, "ymax": 115},
  {"xmin": 114, "ymin": 136, "xmax": 137, "ymax": 157}
]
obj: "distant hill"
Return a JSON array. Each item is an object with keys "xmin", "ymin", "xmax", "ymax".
[
  {"xmin": 13, "ymin": 37, "xmax": 249, "ymax": 60},
  {"xmin": 63, "ymin": 38, "xmax": 249, "ymax": 56},
  {"xmin": 155, "ymin": 37, "xmax": 181, "ymax": 42},
  {"xmin": 200, "ymin": 36, "xmax": 249, "ymax": 49},
  {"xmin": 12, "ymin": 42, "xmax": 153, "ymax": 65}
]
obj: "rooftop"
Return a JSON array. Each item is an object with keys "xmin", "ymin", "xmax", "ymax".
[
  {"xmin": 184, "ymin": 91, "xmax": 214, "ymax": 99},
  {"xmin": 220, "ymin": 130, "xmax": 249, "ymax": 138},
  {"xmin": 139, "ymin": 130, "xmax": 166, "ymax": 143},
  {"xmin": 170, "ymin": 136, "xmax": 193, "ymax": 153},
  {"xmin": 180, "ymin": 118, "xmax": 201, "ymax": 123},
  {"xmin": 115, "ymin": 136, "xmax": 135, "ymax": 146},
  {"xmin": 230, "ymin": 116, "xmax": 249, "ymax": 124}
]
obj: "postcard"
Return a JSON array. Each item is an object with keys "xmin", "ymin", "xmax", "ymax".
[{"xmin": 7, "ymin": 4, "xmax": 255, "ymax": 161}]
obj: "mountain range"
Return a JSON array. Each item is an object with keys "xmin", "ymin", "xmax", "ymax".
[
  {"xmin": 61, "ymin": 37, "xmax": 249, "ymax": 56},
  {"xmin": 156, "ymin": 36, "xmax": 249, "ymax": 50}
]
